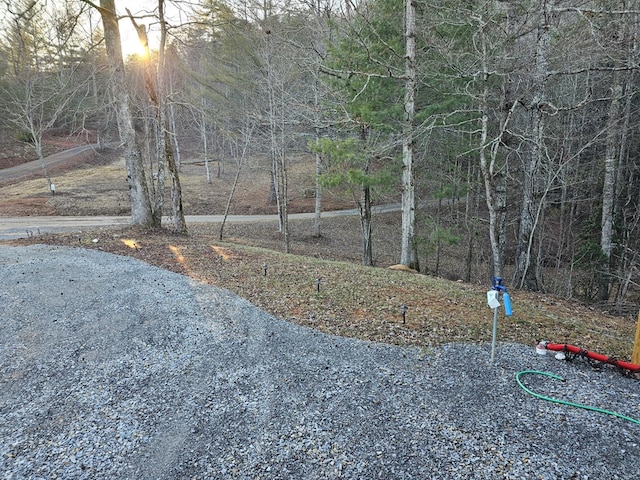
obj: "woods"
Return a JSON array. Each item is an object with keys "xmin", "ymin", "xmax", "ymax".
[{"xmin": 1, "ymin": 0, "xmax": 640, "ymax": 308}]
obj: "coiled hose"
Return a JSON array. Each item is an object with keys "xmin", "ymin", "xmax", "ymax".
[{"xmin": 515, "ymin": 370, "xmax": 640, "ymax": 425}]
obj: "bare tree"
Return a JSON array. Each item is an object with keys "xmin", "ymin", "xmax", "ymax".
[
  {"xmin": 126, "ymin": 2, "xmax": 187, "ymax": 233},
  {"xmin": 1, "ymin": 1, "xmax": 91, "ymax": 191},
  {"xmin": 512, "ymin": 0, "xmax": 551, "ymax": 290},
  {"xmin": 219, "ymin": 119, "xmax": 256, "ymax": 240},
  {"xmin": 82, "ymin": 0, "xmax": 155, "ymax": 226},
  {"xmin": 400, "ymin": 0, "xmax": 419, "ymax": 270}
]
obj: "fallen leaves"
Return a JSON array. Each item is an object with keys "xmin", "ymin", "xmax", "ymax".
[{"xmin": 6, "ymin": 222, "xmax": 637, "ymax": 361}]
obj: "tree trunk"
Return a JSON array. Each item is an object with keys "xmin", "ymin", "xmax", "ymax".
[
  {"xmin": 479, "ymin": 85, "xmax": 501, "ymax": 279},
  {"xmin": 313, "ymin": 147, "xmax": 323, "ymax": 237},
  {"xmin": 612, "ymin": 53, "xmax": 637, "ymax": 304},
  {"xmin": 128, "ymin": 1, "xmax": 186, "ymax": 233},
  {"xmin": 360, "ymin": 185, "xmax": 373, "ymax": 266},
  {"xmin": 201, "ymin": 108, "xmax": 211, "ymax": 184},
  {"xmin": 598, "ymin": 73, "xmax": 623, "ymax": 302},
  {"xmin": 97, "ymin": 0, "xmax": 154, "ymax": 227},
  {"xmin": 158, "ymin": 0, "xmax": 187, "ymax": 234},
  {"xmin": 477, "ymin": 10, "xmax": 514, "ymax": 281},
  {"xmin": 313, "ymin": 83, "xmax": 323, "ymax": 238},
  {"xmin": 129, "ymin": 7, "xmax": 165, "ymax": 225},
  {"xmin": 217, "ymin": 128, "xmax": 225, "ymax": 178},
  {"xmin": 164, "ymin": 127, "xmax": 187, "ymax": 234},
  {"xmin": 513, "ymin": 0, "xmax": 550, "ymax": 290},
  {"xmin": 32, "ymin": 137, "xmax": 52, "ymax": 189},
  {"xmin": 220, "ymin": 163, "xmax": 243, "ymax": 241},
  {"xmin": 400, "ymin": 0, "xmax": 419, "ymax": 271},
  {"xmin": 168, "ymin": 100, "xmax": 181, "ymax": 171},
  {"xmin": 279, "ymin": 152, "xmax": 290, "ymax": 253},
  {"xmin": 219, "ymin": 122, "xmax": 253, "ymax": 241}
]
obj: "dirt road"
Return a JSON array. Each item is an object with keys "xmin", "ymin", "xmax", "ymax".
[{"xmin": 0, "ymin": 144, "xmax": 102, "ymax": 184}]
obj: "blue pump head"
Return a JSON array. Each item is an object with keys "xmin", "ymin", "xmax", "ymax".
[
  {"xmin": 492, "ymin": 277, "xmax": 513, "ymax": 316},
  {"xmin": 492, "ymin": 277, "xmax": 507, "ymax": 292}
]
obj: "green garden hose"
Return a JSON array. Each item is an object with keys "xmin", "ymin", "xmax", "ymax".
[{"xmin": 515, "ymin": 370, "xmax": 640, "ymax": 425}]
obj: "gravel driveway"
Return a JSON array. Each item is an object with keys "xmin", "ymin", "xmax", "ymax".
[{"xmin": 1, "ymin": 244, "xmax": 639, "ymax": 479}]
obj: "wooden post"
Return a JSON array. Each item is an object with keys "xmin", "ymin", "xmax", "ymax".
[{"xmin": 633, "ymin": 310, "xmax": 640, "ymax": 365}]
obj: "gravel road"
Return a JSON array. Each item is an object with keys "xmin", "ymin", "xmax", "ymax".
[
  {"xmin": 0, "ymin": 205, "xmax": 399, "ymax": 241},
  {"xmin": 1, "ymin": 244, "xmax": 639, "ymax": 479}
]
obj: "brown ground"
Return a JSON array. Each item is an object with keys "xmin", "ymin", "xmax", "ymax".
[{"xmin": 2, "ymin": 136, "xmax": 638, "ymax": 365}]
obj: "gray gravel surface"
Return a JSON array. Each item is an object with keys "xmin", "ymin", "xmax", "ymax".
[{"xmin": 1, "ymin": 244, "xmax": 639, "ymax": 479}]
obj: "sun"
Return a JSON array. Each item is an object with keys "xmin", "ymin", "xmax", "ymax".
[
  {"xmin": 117, "ymin": 3, "xmax": 152, "ymax": 60},
  {"xmin": 120, "ymin": 28, "xmax": 148, "ymax": 60}
]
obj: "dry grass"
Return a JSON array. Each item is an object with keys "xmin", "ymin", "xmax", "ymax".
[
  {"xmin": 7, "ymin": 223, "xmax": 637, "ymax": 362},
  {"xmin": 0, "ymin": 149, "xmax": 351, "ymax": 217}
]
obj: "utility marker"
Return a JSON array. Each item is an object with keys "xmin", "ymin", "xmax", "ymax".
[{"xmin": 488, "ymin": 277, "xmax": 513, "ymax": 363}]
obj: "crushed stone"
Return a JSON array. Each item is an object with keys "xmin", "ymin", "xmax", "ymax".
[{"xmin": 1, "ymin": 244, "xmax": 639, "ymax": 479}]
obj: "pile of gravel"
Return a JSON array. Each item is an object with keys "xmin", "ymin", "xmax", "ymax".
[{"xmin": 1, "ymin": 244, "xmax": 639, "ymax": 479}]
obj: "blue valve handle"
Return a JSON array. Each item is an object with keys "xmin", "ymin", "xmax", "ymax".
[{"xmin": 492, "ymin": 276, "xmax": 507, "ymax": 292}]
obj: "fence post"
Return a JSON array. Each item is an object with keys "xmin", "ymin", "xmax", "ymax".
[{"xmin": 633, "ymin": 311, "xmax": 640, "ymax": 365}]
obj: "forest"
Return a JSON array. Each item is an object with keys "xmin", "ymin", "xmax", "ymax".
[{"xmin": 1, "ymin": 0, "xmax": 640, "ymax": 309}]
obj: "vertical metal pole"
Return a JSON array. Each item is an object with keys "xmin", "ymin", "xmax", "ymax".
[{"xmin": 490, "ymin": 305, "xmax": 499, "ymax": 363}]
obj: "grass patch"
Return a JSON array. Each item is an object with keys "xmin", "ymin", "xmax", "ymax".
[{"xmin": 7, "ymin": 224, "xmax": 637, "ymax": 362}]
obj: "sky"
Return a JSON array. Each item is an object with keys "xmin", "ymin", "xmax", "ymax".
[
  {"xmin": 116, "ymin": 1, "xmax": 161, "ymax": 57},
  {"xmin": 0, "ymin": 1, "xmax": 191, "ymax": 60},
  {"xmin": 115, "ymin": 1, "xmax": 191, "ymax": 58}
]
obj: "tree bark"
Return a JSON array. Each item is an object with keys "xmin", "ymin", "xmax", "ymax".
[
  {"xmin": 168, "ymin": 100, "xmax": 181, "ymax": 171},
  {"xmin": 598, "ymin": 73, "xmax": 623, "ymax": 302},
  {"xmin": 313, "ymin": 84, "xmax": 323, "ymax": 238},
  {"xmin": 201, "ymin": 108, "xmax": 211, "ymax": 184},
  {"xmin": 313, "ymin": 147, "xmax": 323, "ymax": 238},
  {"xmin": 158, "ymin": 0, "xmax": 187, "ymax": 234},
  {"xmin": 359, "ymin": 184, "xmax": 373, "ymax": 266},
  {"xmin": 279, "ymin": 152, "xmax": 290, "ymax": 253},
  {"xmin": 400, "ymin": 0, "xmax": 419, "ymax": 270}
]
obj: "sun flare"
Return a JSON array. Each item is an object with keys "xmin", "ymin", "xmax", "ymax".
[{"xmin": 120, "ymin": 33, "xmax": 148, "ymax": 59}]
